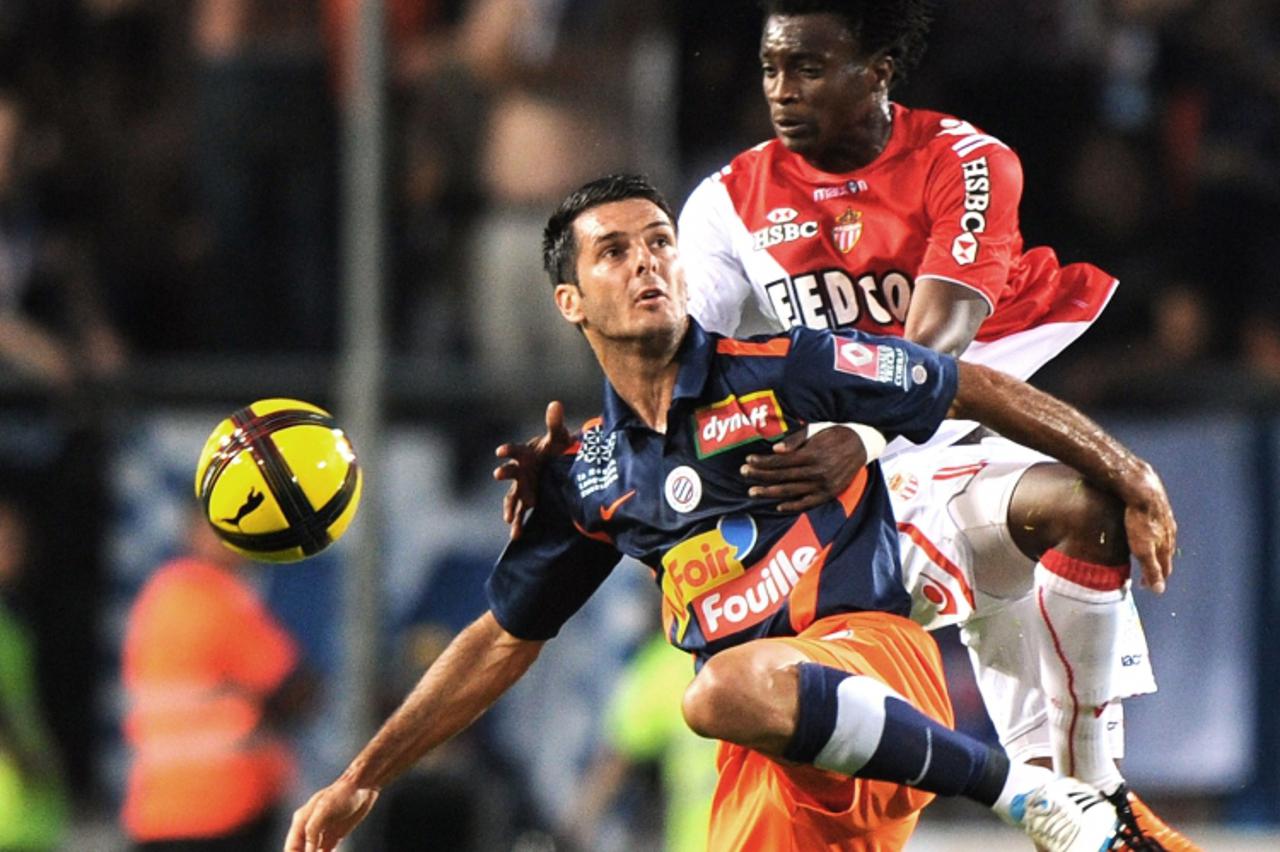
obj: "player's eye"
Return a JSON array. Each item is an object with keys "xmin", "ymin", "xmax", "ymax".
[
  {"xmin": 761, "ymin": 63, "xmax": 777, "ymax": 78},
  {"xmin": 799, "ymin": 65, "xmax": 824, "ymax": 78}
]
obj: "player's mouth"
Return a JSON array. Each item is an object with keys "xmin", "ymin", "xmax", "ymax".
[
  {"xmin": 773, "ymin": 114, "xmax": 814, "ymax": 137},
  {"xmin": 635, "ymin": 286, "xmax": 668, "ymax": 306}
]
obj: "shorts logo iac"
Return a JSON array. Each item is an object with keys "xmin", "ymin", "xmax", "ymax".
[
  {"xmin": 661, "ymin": 515, "xmax": 756, "ymax": 640},
  {"xmin": 664, "ymin": 465, "xmax": 703, "ymax": 513},
  {"xmin": 692, "ymin": 390, "xmax": 788, "ymax": 458},
  {"xmin": 832, "ymin": 339, "xmax": 906, "ymax": 386}
]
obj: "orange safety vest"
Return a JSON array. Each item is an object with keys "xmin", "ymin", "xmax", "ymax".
[{"xmin": 121, "ymin": 558, "xmax": 298, "ymax": 841}]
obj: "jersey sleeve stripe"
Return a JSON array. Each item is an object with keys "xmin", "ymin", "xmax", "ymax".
[{"xmin": 715, "ymin": 338, "xmax": 792, "ymax": 357}]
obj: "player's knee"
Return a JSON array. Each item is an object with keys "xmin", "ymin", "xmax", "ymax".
[
  {"xmin": 686, "ymin": 654, "xmax": 727, "ymax": 736},
  {"xmin": 1056, "ymin": 481, "xmax": 1128, "ymax": 564},
  {"xmin": 682, "ymin": 648, "xmax": 798, "ymax": 743},
  {"xmin": 682, "ymin": 654, "xmax": 738, "ymax": 739},
  {"xmin": 1010, "ymin": 464, "xmax": 1128, "ymax": 564}
]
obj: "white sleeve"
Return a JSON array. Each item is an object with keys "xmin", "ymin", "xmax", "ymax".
[{"xmin": 677, "ymin": 176, "xmax": 755, "ymax": 336}]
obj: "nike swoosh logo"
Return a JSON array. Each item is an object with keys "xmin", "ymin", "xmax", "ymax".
[{"xmin": 600, "ymin": 489, "xmax": 636, "ymax": 521}]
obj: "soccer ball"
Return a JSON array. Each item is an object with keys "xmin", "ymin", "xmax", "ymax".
[{"xmin": 195, "ymin": 398, "xmax": 362, "ymax": 563}]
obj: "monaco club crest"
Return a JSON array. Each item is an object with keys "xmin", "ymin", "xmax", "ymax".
[{"xmin": 832, "ymin": 209, "xmax": 863, "ymax": 254}]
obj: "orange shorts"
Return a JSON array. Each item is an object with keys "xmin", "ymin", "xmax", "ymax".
[{"xmin": 706, "ymin": 611, "xmax": 955, "ymax": 852}]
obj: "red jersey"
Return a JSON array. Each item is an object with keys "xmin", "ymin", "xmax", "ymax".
[{"xmin": 680, "ymin": 103, "xmax": 1116, "ymax": 355}]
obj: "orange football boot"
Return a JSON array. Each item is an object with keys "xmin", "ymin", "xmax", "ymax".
[{"xmin": 1107, "ymin": 785, "xmax": 1203, "ymax": 851}]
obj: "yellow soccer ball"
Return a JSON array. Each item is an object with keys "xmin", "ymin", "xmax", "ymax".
[{"xmin": 195, "ymin": 398, "xmax": 362, "ymax": 563}]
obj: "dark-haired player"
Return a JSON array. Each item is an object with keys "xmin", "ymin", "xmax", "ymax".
[
  {"xmin": 286, "ymin": 175, "xmax": 1179, "ymax": 851},
  {"xmin": 675, "ymin": 2, "xmax": 1195, "ymax": 848}
]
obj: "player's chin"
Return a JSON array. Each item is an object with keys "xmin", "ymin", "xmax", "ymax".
[{"xmin": 774, "ymin": 124, "xmax": 819, "ymax": 153}]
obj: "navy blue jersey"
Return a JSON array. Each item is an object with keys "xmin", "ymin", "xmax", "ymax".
[{"xmin": 486, "ymin": 320, "xmax": 958, "ymax": 664}]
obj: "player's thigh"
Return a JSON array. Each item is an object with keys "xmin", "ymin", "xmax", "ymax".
[{"xmin": 886, "ymin": 438, "xmax": 1051, "ymax": 628}]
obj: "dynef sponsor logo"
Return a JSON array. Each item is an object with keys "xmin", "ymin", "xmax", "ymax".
[{"xmin": 693, "ymin": 390, "xmax": 788, "ymax": 458}]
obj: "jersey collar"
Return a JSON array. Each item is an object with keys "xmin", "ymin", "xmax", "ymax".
[{"xmin": 600, "ymin": 319, "xmax": 716, "ymax": 433}]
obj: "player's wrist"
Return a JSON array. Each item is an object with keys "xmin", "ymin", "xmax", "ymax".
[{"xmin": 808, "ymin": 422, "xmax": 887, "ymax": 464}]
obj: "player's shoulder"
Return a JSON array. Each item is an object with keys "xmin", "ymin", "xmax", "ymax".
[
  {"xmin": 896, "ymin": 104, "xmax": 1019, "ymax": 166},
  {"xmin": 690, "ymin": 139, "xmax": 785, "ymax": 194}
]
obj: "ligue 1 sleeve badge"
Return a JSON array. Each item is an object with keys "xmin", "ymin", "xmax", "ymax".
[{"xmin": 665, "ymin": 465, "xmax": 703, "ymax": 513}]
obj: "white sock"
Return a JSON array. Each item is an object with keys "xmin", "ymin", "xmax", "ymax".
[
  {"xmin": 1032, "ymin": 551, "xmax": 1128, "ymax": 793},
  {"xmin": 993, "ymin": 761, "xmax": 1056, "ymax": 825}
]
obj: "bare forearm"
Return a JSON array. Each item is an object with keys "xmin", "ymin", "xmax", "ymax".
[
  {"xmin": 950, "ymin": 363, "xmax": 1156, "ymax": 503},
  {"xmin": 341, "ymin": 611, "xmax": 542, "ymax": 790},
  {"xmin": 902, "ymin": 277, "xmax": 989, "ymax": 357}
]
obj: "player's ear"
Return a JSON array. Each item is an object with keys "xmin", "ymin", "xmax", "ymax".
[
  {"xmin": 554, "ymin": 282, "xmax": 585, "ymax": 324},
  {"xmin": 869, "ymin": 53, "xmax": 894, "ymax": 93}
]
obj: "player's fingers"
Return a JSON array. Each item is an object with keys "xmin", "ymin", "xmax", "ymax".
[
  {"xmin": 748, "ymin": 481, "xmax": 818, "ymax": 500},
  {"xmin": 742, "ymin": 450, "xmax": 819, "ymax": 470},
  {"xmin": 285, "ymin": 807, "xmax": 308, "ymax": 852},
  {"xmin": 743, "ymin": 461, "xmax": 823, "ymax": 483},
  {"xmin": 1136, "ymin": 539, "xmax": 1165, "ymax": 594},
  {"xmin": 546, "ymin": 400, "xmax": 568, "ymax": 437}
]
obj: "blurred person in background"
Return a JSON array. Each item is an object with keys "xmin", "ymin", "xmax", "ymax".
[
  {"xmin": 187, "ymin": 0, "xmax": 337, "ymax": 353},
  {"xmin": 0, "ymin": 498, "xmax": 68, "ymax": 852},
  {"xmin": 0, "ymin": 88, "xmax": 125, "ymax": 394},
  {"xmin": 448, "ymin": 0, "xmax": 666, "ymax": 386},
  {"xmin": 121, "ymin": 508, "xmax": 315, "ymax": 851},
  {"xmin": 562, "ymin": 625, "xmax": 717, "ymax": 852}
]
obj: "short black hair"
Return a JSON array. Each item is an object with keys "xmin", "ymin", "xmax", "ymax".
[
  {"xmin": 760, "ymin": 0, "xmax": 933, "ymax": 84},
  {"xmin": 542, "ymin": 174, "xmax": 676, "ymax": 286}
]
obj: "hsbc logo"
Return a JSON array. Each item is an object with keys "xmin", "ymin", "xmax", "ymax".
[
  {"xmin": 752, "ymin": 220, "xmax": 820, "ymax": 251},
  {"xmin": 952, "ymin": 232, "xmax": 978, "ymax": 265},
  {"xmin": 765, "ymin": 207, "xmax": 797, "ymax": 224},
  {"xmin": 951, "ymin": 156, "xmax": 991, "ymax": 265}
]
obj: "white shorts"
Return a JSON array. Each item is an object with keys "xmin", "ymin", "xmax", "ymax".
[{"xmin": 883, "ymin": 434, "xmax": 1157, "ymax": 761}]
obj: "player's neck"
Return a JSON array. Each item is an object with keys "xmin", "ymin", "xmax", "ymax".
[
  {"xmin": 594, "ymin": 335, "xmax": 683, "ymax": 434},
  {"xmin": 803, "ymin": 100, "xmax": 893, "ymax": 174}
]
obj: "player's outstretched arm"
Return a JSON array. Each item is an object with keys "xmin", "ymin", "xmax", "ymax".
[
  {"xmin": 949, "ymin": 362, "xmax": 1177, "ymax": 593},
  {"xmin": 284, "ymin": 612, "xmax": 543, "ymax": 852},
  {"xmin": 493, "ymin": 401, "xmax": 573, "ymax": 539}
]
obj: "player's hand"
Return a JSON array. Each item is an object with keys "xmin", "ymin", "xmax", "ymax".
[
  {"xmin": 284, "ymin": 777, "xmax": 379, "ymax": 852},
  {"xmin": 493, "ymin": 401, "xmax": 572, "ymax": 539},
  {"xmin": 1121, "ymin": 463, "xmax": 1177, "ymax": 594},
  {"xmin": 742, "ymin": 424, "xmax": 868, "ymax": 512}
]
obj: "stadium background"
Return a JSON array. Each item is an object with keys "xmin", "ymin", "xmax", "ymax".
[{"xmin": 0, "ymin": 1, "xmax": 1278, "ymax": 849}]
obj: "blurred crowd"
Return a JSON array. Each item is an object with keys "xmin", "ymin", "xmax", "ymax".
[
  {"xmin": 0, "ymin": 0, "xmax": 1278, "ymax": 848},
  {"xmin": 0, "ymin": 0, "xmax": 1273, "ymax": 398}
]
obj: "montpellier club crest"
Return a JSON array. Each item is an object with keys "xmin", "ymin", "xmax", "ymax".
[{"xmin": 832, "ymin": 209, "xmax": 863, "ymax": 254}]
